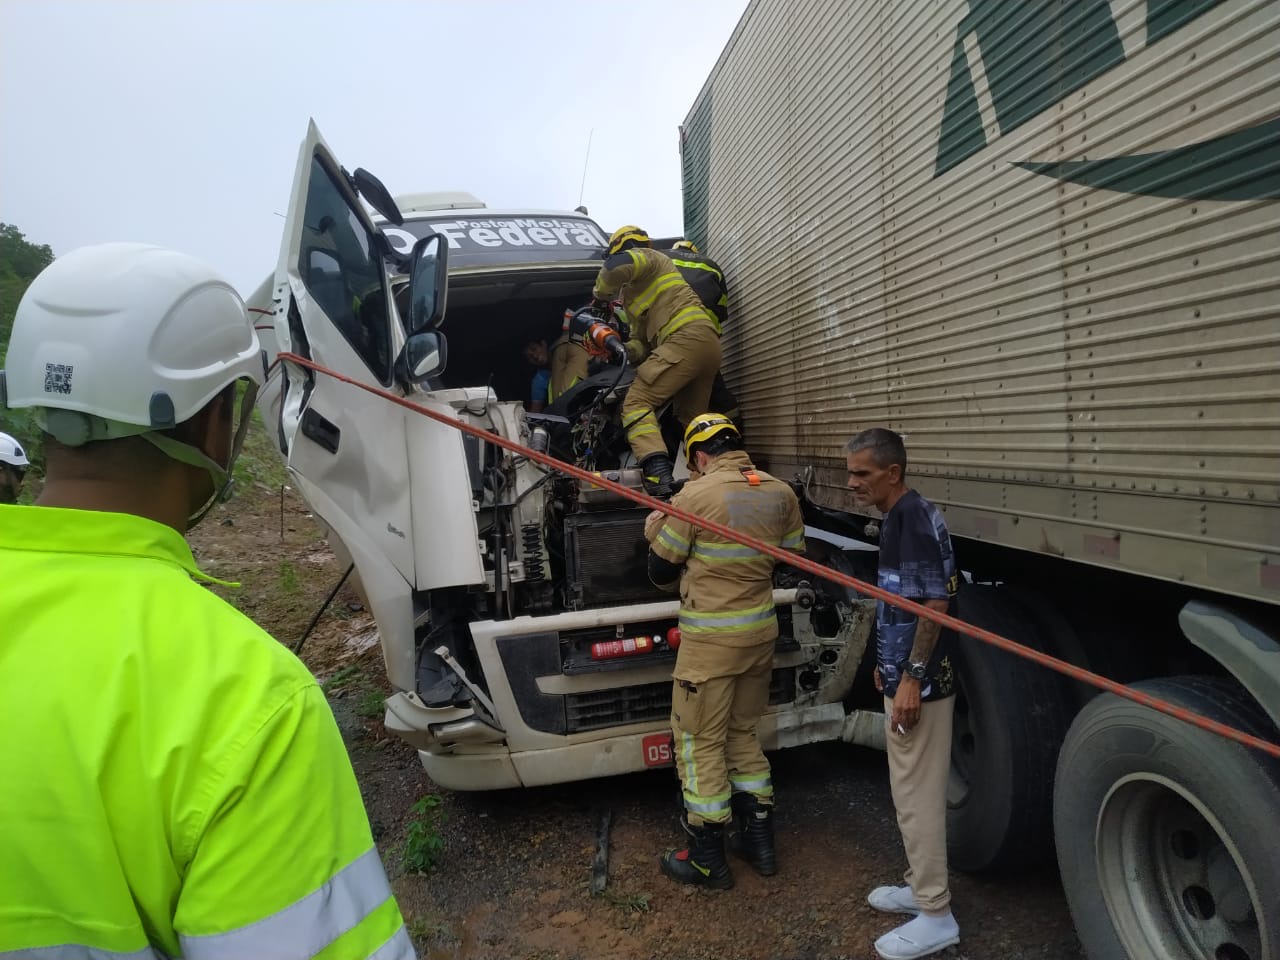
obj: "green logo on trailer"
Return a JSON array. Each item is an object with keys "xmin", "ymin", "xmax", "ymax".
[{"xmin": 935, "ymin": 0, "xmax": 1279, "ymax": 200}]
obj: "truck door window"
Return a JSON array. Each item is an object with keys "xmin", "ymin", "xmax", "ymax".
[{"xmin": 298, "ymin": 156, "xmax": 393, "ymax": 384}]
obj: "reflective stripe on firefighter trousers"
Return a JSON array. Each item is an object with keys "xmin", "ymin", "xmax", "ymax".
[
  {"xmin": 680, "ymin": 731, "xmax": 732, "ymax": 816},
  {"xmin": 730, "ymin": 773, "xmax": 774, "ymax": 798},
  {"xmin": 623, "ymin": 407, "xmax": 662, "ymax": 442}
]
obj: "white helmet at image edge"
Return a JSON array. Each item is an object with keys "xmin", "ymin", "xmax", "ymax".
[
  {"xmin": 1, "ymin": 242, "xmax": 263, "ymax": 435},
  {"xmin": 0, "ymin": 432, "xmax": 29, "ymax": 468}
]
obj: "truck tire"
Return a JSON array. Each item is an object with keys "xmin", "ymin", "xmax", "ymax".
[
  {"xmin": 946, "ymin": 584, "xmax": 1074, "ymax": 872},
  {"xmin": 1055, "ymin": 676, "xmax": 1280, "ymax": 960},
  {"xmin": 1002, "ymin": 585, "xmax": 1099, "ymax": 709}
]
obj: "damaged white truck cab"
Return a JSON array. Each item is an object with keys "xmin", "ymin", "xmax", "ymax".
[{"xmin": 258, "ymin": 120, "xmax": 874, "ymax": 791}]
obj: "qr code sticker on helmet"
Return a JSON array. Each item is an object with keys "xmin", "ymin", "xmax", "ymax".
[{"xmin": 44, "ymin": 363, "xmax": 74, "ymax": 395}]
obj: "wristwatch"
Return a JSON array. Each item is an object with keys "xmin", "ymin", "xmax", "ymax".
[{"xmin": 903, "ymin": 660, "xmax": 929, "ymax": 681}]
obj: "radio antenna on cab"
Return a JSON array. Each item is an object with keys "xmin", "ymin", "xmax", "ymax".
[{"xmin": 577, "ymin": 127, "xmax": 594, "ymax": 210}]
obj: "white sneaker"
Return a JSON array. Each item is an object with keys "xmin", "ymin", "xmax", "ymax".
[
  {"xmin": 874, "ymin": 912, "xmax": 960, "ymax": 960},
  {"xmin": 867, "ymin": 884, "xmax": 921, "ymax": 915}
]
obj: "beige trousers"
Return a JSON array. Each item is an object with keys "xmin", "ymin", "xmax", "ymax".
[{"xmin": 884, "ymin": 695, "xmax": 955, "ymax": 915}]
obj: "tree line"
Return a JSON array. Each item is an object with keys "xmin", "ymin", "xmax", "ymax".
[{"xmin": 1, "ymin": 223, "xmax": 56, "ymax": 480}]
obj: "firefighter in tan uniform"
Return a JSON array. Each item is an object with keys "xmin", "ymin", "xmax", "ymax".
[
  {"xmin": 666, "ymin": 239, "xmax": 743, "ymax": 431},
  {"xmin": 645, "ymin": 414, "xmax": 806, "ymax": 889},
  {"xmin": 549, "ymin": 334, "xmax": 589, "ymax": 402},
  {"xmin": 527, "ymin": 322, "xmax": 596, "ymax": 410},
  {"xmin": 593, "ymin": 226, "xmax": 722, "ymax": 497}
]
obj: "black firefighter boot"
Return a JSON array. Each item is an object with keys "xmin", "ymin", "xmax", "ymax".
[
  {"xmin": 728, "ymin": 792, "xmax": 778, "ymax": 876},
  {"xmin": 660, "ymin": 818, "xmax": 734, "ymax": 890},
  {"xmin": 639, "ymin": 453, "xmax": 679, "ymax": 499}
]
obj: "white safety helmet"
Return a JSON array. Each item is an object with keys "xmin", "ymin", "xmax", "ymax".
[
  {"xmin": 0, "ymin": 432, "xmax": 29, "ymax": 469},
  {"xmin": 1, "ymin": 242, "xmax": 264, "ymax": 524}
]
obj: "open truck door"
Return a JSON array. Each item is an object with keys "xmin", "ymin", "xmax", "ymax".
[{"xmin": 271, "ymin": 119, "xmax": 457, "ymax": 690}]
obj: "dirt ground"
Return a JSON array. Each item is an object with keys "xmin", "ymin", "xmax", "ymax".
[{"xmin": 189, "ymin": 463, "xmax": 1085, "ymax": 960}]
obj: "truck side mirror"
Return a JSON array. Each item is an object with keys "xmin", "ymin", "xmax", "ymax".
[
  {"xmin": 351, "ymin": 167, "xmax": 404, "ymax": 226},
  {"xmin": 406, "ymin": 234, "xmax": 449, "ymax": 333},
  {"xmin": 403, "ymin": 330, "xmax": 447, "ymax": 384}
]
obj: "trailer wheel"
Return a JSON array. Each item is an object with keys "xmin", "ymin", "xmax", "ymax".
[
  {"xmin": 946, "ymin": 585, "xmax": 1074, "ymax": 872},
  {"xmin": 1055, "ymin": 677, "xmax": 1280, "ymax": 960},
  {"xmin": 1002, "ymin": 585, "xmax": 1098, "ymax": 709}
]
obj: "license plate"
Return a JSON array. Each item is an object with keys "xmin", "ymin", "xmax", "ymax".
[{"xmin": 642, "ymin": 733, "xmax": 674, "ymax": 768}]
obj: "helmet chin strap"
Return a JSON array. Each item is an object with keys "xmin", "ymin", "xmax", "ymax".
[
  {"xmin": 38, "ymin": 394, "xmax": 256, "ymax": 530},
  {"xmin": 141, "ymin": 381, "xmax": 260, "ymax": 529}
]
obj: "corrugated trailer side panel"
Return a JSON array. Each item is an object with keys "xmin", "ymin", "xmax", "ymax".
[{"xmin": 683, "ymin": 0, "xmax": 1280, "ymax": 603}]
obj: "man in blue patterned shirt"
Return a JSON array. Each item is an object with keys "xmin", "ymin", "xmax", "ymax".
[{"xmin": 845, "ymin": 428, "xmax": 960, "ymax": 960}]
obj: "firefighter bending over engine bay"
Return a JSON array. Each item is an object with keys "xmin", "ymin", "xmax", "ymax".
[
  {"xmin": 644, "ymin": 414, "xmax": 806, "ymax": 889},
  {"xmin": 592, "ymin": 225, "xmax": 722, "ymax": 498}
]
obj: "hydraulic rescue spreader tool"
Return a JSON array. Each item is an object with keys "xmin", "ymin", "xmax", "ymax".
[{"xmin": 565, "ymin": 303, "xmax": 628, "ymax": 363}]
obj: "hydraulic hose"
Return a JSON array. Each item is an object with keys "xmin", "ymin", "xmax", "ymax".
[{"xmin": 276, "ymin": 351, "xmax": 1280, "ymax": 760}]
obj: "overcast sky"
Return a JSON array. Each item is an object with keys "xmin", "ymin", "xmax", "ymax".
[{"xmin": 0, "ymin": 0, "xmax": 748, "ymax": 295}]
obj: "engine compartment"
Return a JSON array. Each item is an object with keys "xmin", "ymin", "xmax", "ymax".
[{"xmin": 409, "ymin": 262, "xmax": 871, "ymax": 722}]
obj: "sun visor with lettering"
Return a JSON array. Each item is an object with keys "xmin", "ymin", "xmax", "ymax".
[{"xmin": 379, "ymin": 215, "xmax": 609, "ymax": 270}]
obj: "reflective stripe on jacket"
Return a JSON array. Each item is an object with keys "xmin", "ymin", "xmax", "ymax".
[
  {"xmin": 592, "ymin": 247, "xmax": 720, "ymax": 347},
  {"xmin": 647, "ymin": 451, "xmax": 806, "ymax": 647},
  {"xmin": 0, "ymin": 505, "xmax": 411, "ymax": 960},
  {"xmin": 668, "ymin": 250, "xmax": 728, "ymax": 326}
]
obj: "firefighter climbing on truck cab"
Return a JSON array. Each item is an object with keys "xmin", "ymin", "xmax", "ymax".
[
  {"xmin": 668, "ymin": 239, "xmax": 728, "ymax": 326},
  {"xmin": 592, "ymin": 225, "xmax": 722, "ymax": 498},
  {"xmin": 645, "ymin": 413, "xmax": 806, "ymax": 889},
  {"xmin": 667, "ymin": 238, "xmax": 742, "ymax": 433}
]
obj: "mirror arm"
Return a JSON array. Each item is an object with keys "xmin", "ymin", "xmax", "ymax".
[
  {"xmin": 379, "ymin": 230, "xmax": 413, "ymax": 271},
  {"xmin": 393, "ymin": 344, "xmax": 414, "ymax": 392},
  {"xmin": 337, "ymin": 164, "xmax": 363, "ymax": 207}
]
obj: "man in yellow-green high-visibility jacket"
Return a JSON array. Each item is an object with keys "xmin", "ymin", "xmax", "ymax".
[{"xmin": 0, "ymin": 243, "xmax": 413, "ymax": 960}]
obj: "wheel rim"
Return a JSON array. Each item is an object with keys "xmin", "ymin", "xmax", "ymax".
[
  {"xmin": 1096, "ymin": 773, "xmax": 1263, "ymax": 960},
  {"xmin": 947, "ymin": 682, "xmax": 976, "ymax": 808}
]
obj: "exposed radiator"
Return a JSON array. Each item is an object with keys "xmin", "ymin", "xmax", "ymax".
[{"xmin": 562, "ymin": 508, "xmax": 669, "ymax": 609}]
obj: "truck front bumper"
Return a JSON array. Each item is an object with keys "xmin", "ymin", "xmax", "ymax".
[{"xmin": 414, "ymin": 701, "xmax": 848, "ymax": 791}]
